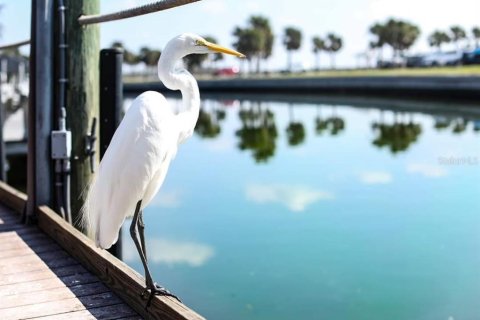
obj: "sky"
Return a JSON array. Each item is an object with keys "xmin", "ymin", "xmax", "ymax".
[{"xmin": 1, "ymin": 0, "xmax": 479, "ymax": 70}]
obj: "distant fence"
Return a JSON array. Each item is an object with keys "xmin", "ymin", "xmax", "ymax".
[{"xmin": 0, "ymin": 40, "xmax": 30, "ymax": 51}]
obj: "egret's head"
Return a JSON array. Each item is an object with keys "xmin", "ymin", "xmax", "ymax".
[{"xmin": 171, "ymin": 33, "xmax": 245, "ymax": 58}]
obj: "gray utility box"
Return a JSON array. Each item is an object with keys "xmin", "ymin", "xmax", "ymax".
[{"xmin": 51, "ymin": 130, "xmax": 71, "ymax": 160}]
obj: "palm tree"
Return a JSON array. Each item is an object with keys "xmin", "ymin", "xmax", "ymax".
[
  {"xmin": 325, "ymin": 33, "xmax": 343, "ymax": 69},
  {"xmin": 249, "ymin": 15, "xmax": 274, "ymax": 72},
  {"xmin": 472, "ymin": 27, "xmax": 480, "ymax": 48},
  {"xmin": 369, "ymin": 23, "xmax": 387, "ymax": 64},
  {"xmin": 370, "ymin": 19, "xmax": 420, "ymax": 62},
  {"xmin": 385, "ymin": 19, "xmax": 420, "ymax": 58},
  {"xmin": 232, "ymin": 16, "xmax": 274, "ymax": 74},
  {"xmin": 450, "ymin": 25, "xmax": 466, "ymax": 50},
  {"xmin": 111, "ymin": 41, "xmax": 139, "ymax": 66},
  {"xmin": 428, "ymin": 31, "xmax": 450, "ymax": 52},
  {"xmin": 138, "ymin": 47, "xmax": 161, "ymax": 75},
  {"xmin": 283, "ymin": 27, "xmax": 302, "ymax": 71},
  {"xmin": 232, "ymin": 27, "xmax": 261, "ymax": 73},
  {"xmin": 312, "ymin": 36, "xmax": 326, "ymax": 70}
]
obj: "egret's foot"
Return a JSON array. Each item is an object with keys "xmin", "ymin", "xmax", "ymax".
[{"xmin": 143, "ymin": 282, "xmax": 182, "ymax": 307}]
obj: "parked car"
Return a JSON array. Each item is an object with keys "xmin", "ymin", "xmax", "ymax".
[
  {"xmin": 214, "ymin": 66, "xmax": 239, "ymax": 76},
  {"xmin": 406, "ymin": 55, "xmax": 424, "ymax": 68},
  {"xmin": 377, "ymin": 57, "xmax": 405, "ymax": 68},
  {"xmin": 421, "ymin": 51, "xmax": 463, "ymax": 67},
  {"xmin": 462, "ymin": 49, "xmax": 480, "ymax": 65}
]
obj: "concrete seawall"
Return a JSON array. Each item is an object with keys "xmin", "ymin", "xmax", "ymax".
[{"xmin": 124, "ymin": 76, "xmax": 480, "ymax": 100}]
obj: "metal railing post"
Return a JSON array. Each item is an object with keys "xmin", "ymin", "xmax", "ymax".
[
  {"xmin": 0, "ymin": 81, "xmax": 6, "ymax": 182},
  {"xmin": 26, "ymin": 0, "xmax": 54, "ymax": 223}
]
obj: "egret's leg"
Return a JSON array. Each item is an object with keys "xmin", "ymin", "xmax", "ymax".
[
  {"xmin": 129, "ymin": 200, "xmax": 181, "ymax": 306},
  {"xmin": 130, "ymin": 200, "xmax": 149, "ymax": 278},
  {"xmin": 138, "ymin": 211, "xmax": 147, "ymax": 262}
]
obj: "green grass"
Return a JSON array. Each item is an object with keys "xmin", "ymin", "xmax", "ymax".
[
  {"xmin": 124, "ymin": 65, "xmax": 480, "ymax": 83},
  {"xmin": 292, "ymin": 65, "xmax": 480, "ymax": 77}
]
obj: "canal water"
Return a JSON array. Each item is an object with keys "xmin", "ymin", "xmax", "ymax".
[{"xmin": 121, "ymin": 94, "xmax": 480, "ymax": 320}]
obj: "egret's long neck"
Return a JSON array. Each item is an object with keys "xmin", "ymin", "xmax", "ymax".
[{"xmin": 158, "ymin": 49, "xmax": 200, "ymax": 144}]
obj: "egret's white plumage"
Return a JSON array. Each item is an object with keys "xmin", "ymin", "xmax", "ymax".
[{"xmin": 81, "ymin": 33, "xmax": 244, "ymax": 249}]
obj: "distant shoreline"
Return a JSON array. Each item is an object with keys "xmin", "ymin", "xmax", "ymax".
[{"xmin": 124, "ymin": 75, "xmax": 480, "ymax": 101}]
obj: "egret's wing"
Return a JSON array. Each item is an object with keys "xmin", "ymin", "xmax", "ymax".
[{"xmin": 84, "ymin": 91, "xmax": 176, "ymax": 248}]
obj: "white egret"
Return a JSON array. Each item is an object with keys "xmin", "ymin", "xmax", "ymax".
[{"xmin": 81, "ymin": 33, "xmax": 244, "ymax": 304}]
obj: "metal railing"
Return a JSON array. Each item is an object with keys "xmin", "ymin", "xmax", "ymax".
[{"xmin": 78, "ymin": 0, "xmax": 201, "ymax": 25}]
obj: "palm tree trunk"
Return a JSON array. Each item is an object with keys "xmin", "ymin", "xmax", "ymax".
[
  {"xmin": 256, "ymin": 55, "xmax": 261, "ymax": 74},
  {"xmin": 315, "ymin": 52, "xmax": 320, "ymax": 70},
  {"xmin": 330, "ymin": 54, "xmax": 335, "ymax": 69},
  {"xmin": 287, "ymin": 51, "xmax": 292, "ymax": 71},
  {"xmin": 378, "ymin": 47, "xmax": 383, "ymax": 65}
]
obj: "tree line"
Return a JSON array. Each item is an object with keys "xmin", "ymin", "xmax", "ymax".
[
  {"xmin": 232, "ymin": 15, "xmax": 343, "ymax": 72},
  {"xmin": 111, "ymin": 16, "xmax": 480, "ymax": 73},
  {"xmin": 369, "ymin": 19, "xmax": 480, "ymax": 63},
  {"xmin": 110, "ymin": 36, "xmax": 223, "ymax": 73},
  {"xmin": 428, "ymin": 26, "xmax": 480, "ymax": 51}
]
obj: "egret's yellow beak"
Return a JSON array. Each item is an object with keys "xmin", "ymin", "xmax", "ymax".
[{"xmin": 202, "ymin": 40, "xmax": 245, "ymax": 58}]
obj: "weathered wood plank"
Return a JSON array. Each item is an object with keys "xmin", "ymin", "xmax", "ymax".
[
  {"xmin": 38, "ymin": 205, "xmax": 205, "ymax": 320},
  {"xmin": 31, "ymin": 303, "xmax": 139, "ymax": 320},
  {"xmin": 0, "ymin": 264, "xmax": 87, "ymax": 286},
  {"xmin": 0, "ymin": 286, "xmax": 77, "ymax": 309},
  {"xmin": 0, "ymin": 227, "xmax": 42, "ymax": 239},
  {"xmin": 0, "ymin": 255, "xmax": 78, "ymax": 275},
  {"xmin": 86, "ymin": 303, "xmax": 139, "ymax": 319},
  {"xmin": 0, "ymin": 236, "xmax": 52, "ymax": 251},
  {"xmin": 0, "ymin": 181, "xmax": 27, "ymax": 213},
  {"xmin": 1, "ymin": 293, "xmax": 134, "ymax": 320},
  {"xmin": 0, "ymin": 285, "xmax": 122, "ymax": 310},
  {"xmin": 68, "ymin": 281, "xmax": 112, "ymax": 297},
  {"xmin": 0, "ymin": 232, "xmax": 48, "ymax": 246},
  {"xmin": 0, "ymin": 216, "xmax": 20, "ymax": 224},
  {"xmin": 0, "ymin": 272, "xmax": 98, "ymax": 297},
  {"xmin": 0, "ymin": 242, "xmax": 61, "ymax": 259},
  {"xmin": 0, "ymin": 249, "xmax": 68, "ymax": 267},
  {"xmin": 1, "ymin": 297, "xmax": 86, "ymax": 320},
  {"xmin": 30, "ymin": 310, "xmax": 99, "ymax": 320}
]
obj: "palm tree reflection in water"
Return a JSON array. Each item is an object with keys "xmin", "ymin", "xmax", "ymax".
[
  {"xmin": 192, "ymin": 99, "xmax": 479, "ymax": 162},
  {"xmin": 315, "ymin": 105, "xmax": 345, "ymax": 136},
  {"xmin": 194, "ymin": 101, "xmax": 226, "ymax": 139},
  {"xmin": 286, "ymin": 104, "xmax": 306, "ymax": 146},
  {"xmin": 235, "ymin": 101, "xmax": 278, "ymax": 163},
  {"xmin": 371, "ymin": 111, "xmax": 422, "ymax": 154}
]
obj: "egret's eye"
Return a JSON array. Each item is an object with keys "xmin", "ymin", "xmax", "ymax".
[{"xmin": 195, "ymin": 39, "xmax": 206, "ymax": 46}]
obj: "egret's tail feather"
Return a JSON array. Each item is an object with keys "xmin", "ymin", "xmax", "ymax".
[{"xmin": 79, "ymin": 175, "xmax": 99, "ymax": 244}]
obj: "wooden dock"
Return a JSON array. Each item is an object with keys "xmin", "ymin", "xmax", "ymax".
[{"xmin": 0, "ymin": 182, "xmax": 204, "ymax": 320}]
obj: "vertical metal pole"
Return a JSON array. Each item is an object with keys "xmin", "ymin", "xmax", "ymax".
[
  {"xmin": 0, "ymin": 83, "xmax": 6, "ymax": 182},
  {"xmin": 100, "ymin": 48, "xmax": 123, "ymax": 258},
  {"xmin": 26, "ymin": 0, "xmax": 54, "ymax": 222}
]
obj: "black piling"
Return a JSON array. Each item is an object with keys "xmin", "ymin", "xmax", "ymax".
[{"xmin": 100, "ymin": 48, "xmax": 124, "ymax": 258}]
